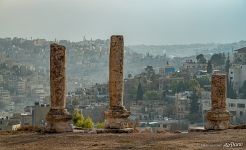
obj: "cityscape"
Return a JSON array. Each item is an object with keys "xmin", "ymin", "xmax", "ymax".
[{"xmin": 0, "ymin": 37, "xmax": 246, "ymax": 131}]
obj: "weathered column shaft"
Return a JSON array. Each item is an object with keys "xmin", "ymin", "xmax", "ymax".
[
  {"xmin": 205, "ymin": 73, "xmax": 230, "ymax": 130},
  {"xmin": 109, "ymin": 35, "xmax": 124, "ymax": 107},
  {"xmin": 105, "ymin": 35, "xmax": 131, "ymax": 130},
  {"xmin": 50, "ymin": 44, "xmax": 66, "ymax": 109},
  {"xmin": 46, "ymin": 43, "xmax": 72, "ymax": 133},
  {"xmin": 211, "ymin": 74, "xmax": 227, "ymax": 111}
]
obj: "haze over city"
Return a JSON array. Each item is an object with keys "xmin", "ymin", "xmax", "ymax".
[{"xmin": 1, "ymin": 0, "xmax": 246, "ymax": 45}]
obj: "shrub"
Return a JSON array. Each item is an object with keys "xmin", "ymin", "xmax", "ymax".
[
  {"xmin": 75, "ymin": 119, "xmax": 84, "ymax": 127},
  {"xmin": 72, "ymin": 109, "xmax": 94, "ymax": 129},
  {"xmin": 83, "ymin": 117, "xmax": 94, "ymax": 129},
  {"xmin": 72, "ymin": 109, "xmax": 84, "ymax": 125},
  {"xmin": 95, "ymin": 121, "xmax": 105, "ymax": 129}
]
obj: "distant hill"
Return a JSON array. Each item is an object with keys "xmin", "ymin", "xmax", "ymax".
[
  {"xmin": 127, "ymin": 40, "xmax": 246, "ymax": 57},
  {"xmin": 1, "ymin": 37, "xmax": 246, "ymax": 90}
]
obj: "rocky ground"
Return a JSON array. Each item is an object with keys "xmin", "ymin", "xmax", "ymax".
[{"xmin": 0, "ymin": 129, "xmax": 245, "ymax": 150}]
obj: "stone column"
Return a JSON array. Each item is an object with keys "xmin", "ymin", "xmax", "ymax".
[
  {"xmin": 46, "ymin": 43, "xmax": 72, "ymax": 133},
  {"xmin": 205, "ymin": 73, "xmax": 230, "ymax": 130},
  {"xmin": 105, "ymin": 35, "xmax": 131, "ymax": 129}
]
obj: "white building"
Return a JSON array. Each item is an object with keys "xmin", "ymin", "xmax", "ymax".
[
  {"xmin": 201, "ymin": 97, "xmax": 246, "ymax": 124},
  {"xmin": 0, "ymin": 75, "xmax": 3, "ymax": 85},
  {"xmin": 227, "ymin": 99, "xmax": 246, "ymax": 123},
  {"xmin": 229, "ymin": 64, "xmax": 246, "ymax": 93},
  {"xmin": 31, "ymin": 85, "xmax": 46, "ymax": 101},
  {"xmin": 229, "ymin": 47, "xmax": 246, "ymax": 93},
  {"xmin": 175, "ymin": 92, "xmax": 191, "ymax": 120},
  {"xmin": 17, "ymin": 79, "xmax": 26, "ymax": 95},
  {"xmin": 0, "ymin": 87, "xmax": 11, "ymax": 105},
  {"xmin": 182, "ymin": 60, "xmax": 207, "ymax": 73},
  {"xmin": 20, "ymin": 113, "xmax": 32, "ymax": 126},
  {"xmin": 233, "ymin": 47, "xmax": 246, "ymax": 64}
]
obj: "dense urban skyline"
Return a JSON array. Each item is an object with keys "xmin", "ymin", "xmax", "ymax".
[{"xmin": 0, "ymin": 0, "xmax": 246, "ymax": 45}]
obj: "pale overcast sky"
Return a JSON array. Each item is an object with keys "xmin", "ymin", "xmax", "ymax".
[{"xmin": 0, "ymin": 0, "xmax": 246, "ymax": 45}]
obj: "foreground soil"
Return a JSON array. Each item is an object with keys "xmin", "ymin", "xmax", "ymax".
[{"xmin": 0, "ymin": 129, "xmax": 245, "ymax": 150}]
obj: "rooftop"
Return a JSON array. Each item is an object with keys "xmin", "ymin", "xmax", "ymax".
[{"xmin": 235, "ymin": 47, "xmax": 246, "ymax": 53}]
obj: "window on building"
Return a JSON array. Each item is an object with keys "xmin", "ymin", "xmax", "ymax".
[
  {"xmin": 237, "ymin": 104, "xmax": 245, "ymax": 108},
  {"xmin": 229, "ymin": 103, "xmax": 236, "ymax": 107},
  {"xmin": 240, "ymin": 111, "xmax": 243, "ymax": 116}
]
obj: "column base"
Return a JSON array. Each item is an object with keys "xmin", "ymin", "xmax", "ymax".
[
  {"xmin": 45, "ymin": 109, "xmax": 73, "ymax": 133},
  {"xmin": 205, "ymin": 110, "xmax": 231, "ymax": 130},
  {"xmin": 105, "ymin": 106, "xmax": 130, "ymax": 129}
]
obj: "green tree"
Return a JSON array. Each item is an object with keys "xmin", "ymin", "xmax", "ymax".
[
  {"xmin": 190, "ymin": 92, "xmax": 199, "ymax": 114},
  {"xmin": 144, "ymin": 91, "xmax": 160, "ymax": 100},
  {"xmin": 128, "ymin": 73, "xmax": 132, "ymax": 79},
  {"xmin": 72, "ymin": 109, "xmax": 84, "ymax": 125},
  {"xmin": 210, "ymin": 53, "xmax": 226, "ymax": 67},
  {"xmin": 170, "ymin": 79, "xmax": 200, "ymax": 93},
  {"xmin": 76, "ymin": 119, "xmax": 84, "ymax": 127},
  {"xmin": 144, "ymin": 66, "xmax": 155, "ymax": 79},
  {"xmin": 227, "ymin": 80, "xmax": 237, "ymax": 99},
  {"xmin": 189, "ymin": 91, "xmax": 202, "ymax": 123},
  {"xmin": 95, "ymin": 121, "xmax": 105, "ymax": 129},
  {"xmin": 225, "ymin": 53, "xmax": 230, "ymax": 74},
  {"xmin": 207, "ymin": 60, "xmax": 212, "ymax": 74},
  {"xmin": 196, "ymin": 76, "xmax": 210, "ymax": 88},
  {"xmin": 83, "ymin": 117, "xmax": 94, "ymax": 128},
  {"xmin": 188, "ymin": 79, "xmax": 200, "ymax": 91},
  {"xmin": 136, "ymin": 82, "xmax": 144, "ymax": 101},
  {"xmin": 72, "ymin": 109, "xmax": 94, "ymax": 128},
  {"xmin": 196, "ymin": 54, "xmax": 206, "ymax": 64}
]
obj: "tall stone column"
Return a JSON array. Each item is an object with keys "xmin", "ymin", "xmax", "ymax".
[
  {"xmin": 205, "ymin": 73, "xmax": 230, "ymax": 130},
  {"xmin": 46, "ymin": 43, "xmax": 72, "ymax": 133},
  {"xmin": 105, "ymin": 35, "xmax": 131, "ymax": 129}
]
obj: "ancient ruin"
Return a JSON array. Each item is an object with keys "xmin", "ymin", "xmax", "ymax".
[
  {"xmin": 105, "ymin": 35, "xmax": 131, "ymax": 130},
  {"xmin": 205, "ymin": 73, "xmax": 230, "ymax": 130},
  {"xmin": 45, "ymin": 43, "xmax": 72, "ymax": 133}
]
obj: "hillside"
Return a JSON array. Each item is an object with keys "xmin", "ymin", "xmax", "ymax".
[{"xmin": 1, "ymin": 38, "xmax": 246, "ymax": 90}]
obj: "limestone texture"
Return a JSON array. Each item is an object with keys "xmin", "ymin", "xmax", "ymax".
[
  {"xmin": 105, "ymin": 35, "xmax": 131, "ymax": 129},
  {"xmin": 205, "ymin": 74, "xmax": 230, "ymax": 130},
  {"xmin": 46, "ymin": 43, "xmax": 72, "ymax": 133}
]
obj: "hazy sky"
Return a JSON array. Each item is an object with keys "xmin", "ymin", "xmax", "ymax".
[{"xmin": 0, "ymin": 0, "xmax": 246, "ymax": 45}]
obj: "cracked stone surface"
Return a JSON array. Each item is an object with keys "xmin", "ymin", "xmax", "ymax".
[
  {"xmin": 205, "ymin": 74, "xmax": 230, "ymax": 130},
  {"xmin": 105, "ymin": 35, "xmax": 131, "ymax": 129},
  {"xmin": 46, "ymin": 43, "xmax": 72, "ymax": 133}
]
